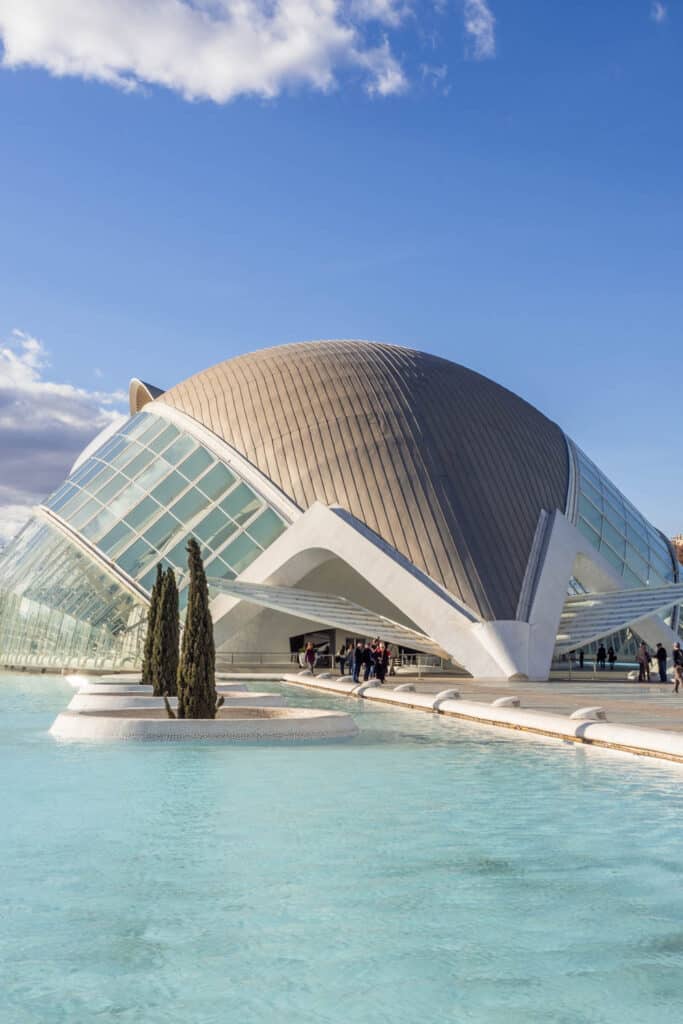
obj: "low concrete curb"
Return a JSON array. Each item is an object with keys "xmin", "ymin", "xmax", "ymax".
[{"xmin": 280, "ymin": 675, "xmax": 683, "ymax": 765}]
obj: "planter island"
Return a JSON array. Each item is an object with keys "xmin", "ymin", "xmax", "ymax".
[{"xmin": 49, "ymin": 705, "xmax": 359, "ymax": 742}]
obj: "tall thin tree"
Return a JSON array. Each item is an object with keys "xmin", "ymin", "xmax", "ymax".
[
  {"xmin": 152, "ymin": 568, "xmax": 179, "ymax": 697},
  {"xmin": 176, "ymin": 538, "xmax": 219, "ymax": 719},
  {"xmin": 141, "ymin": 563, "xmax": 163, "ymax": 685}
]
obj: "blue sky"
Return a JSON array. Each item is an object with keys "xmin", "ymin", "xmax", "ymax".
[{"xmin": 0, "ymin": 0, "xmax": 681, "ymax": 543}]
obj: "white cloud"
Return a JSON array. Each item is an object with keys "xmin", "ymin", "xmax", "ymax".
[
  {"xmin": 0, "ymin": 330, "xmax": 127, "ymax": 547},
  {"xmin": 0, "ymin": 0, "xmax": 408, "ymax": 102},
  {"xmin": 464, "ymin": 0, "xmax": 495, "ymax": 60},
  {"xmin": 651, "ymin": 2, "xmax": 667, "ymax": 23}
]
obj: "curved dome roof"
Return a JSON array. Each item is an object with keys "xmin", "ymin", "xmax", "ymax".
[{"xmin": 158, "ymin": 340, "xmax": 569, "ymax": 620}]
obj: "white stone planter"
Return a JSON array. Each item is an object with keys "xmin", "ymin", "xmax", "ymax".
[
  {"xmin": 68, "ymin": 692, "xmax": 286, "ymax": 712},
  {"xmin": 50, "ymin": 706, "xmax": 359, "ymax": 743},
  {"xmin": 74, "ymin": 682, "xmax": 246, "ymax": 696}
]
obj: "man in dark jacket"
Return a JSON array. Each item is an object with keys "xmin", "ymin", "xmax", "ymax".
[
  {"xmin": 352, "ymin": 641, "xmax": 365, "ymax": 684},
  {"xmin": 655, "ymin": 642, "xmax": 668, "ymax": 683}
]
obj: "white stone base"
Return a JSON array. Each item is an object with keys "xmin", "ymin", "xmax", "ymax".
[
  {"xmin": 50, "ymin": 706, "xmax": 358, "ymax": 742},
  {"xmin": 68, "ymin": 692, "xmax": 286, "ymax": 712},
  {"xmin": 75, "ymin": 682, "xmax": 247, "ymax": 696}
]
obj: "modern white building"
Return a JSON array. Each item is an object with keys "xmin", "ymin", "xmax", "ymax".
[{"xmin": 0, "ymin": 340, "xmax": 680, "ymax": 679}]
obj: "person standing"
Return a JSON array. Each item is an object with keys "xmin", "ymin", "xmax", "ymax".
[
  {"xmin": 345, "ymin": 642, "xmax": 355, "ymax": 676},
  {"xmin": 596, "ymin": 644, "xmax": 607, "ymax": 670},
  {"xmin": 655, "ymin": 642, "xmax": 668, "ymax": 683},
  {"xmin": 374, "ymin": 642, "xmax": 389, "ymax": 685},
  {"xmin": 607, "ymin": 646, "xmax": 617, "ymax": 670},
  {"xmin": 336, "ymin": 643, "xmax": 347, "ymax": 676},
  {"xmin": 672, "ymin": 642, "xmax": 683, "ymax": 694},
  {"xmin": 352, "ymin": 641, "xmax": 365, "ymax": 683},
  {"xmin": 636, "ymin": 641, "xmax": 651, "ymax": 682},
  {"xmin": 363, "ymin": 641, "xmax": 374, "ymax": 682},
  {"xmin": 304, "ymin": 641, "xmax": 316, "ymax": 674},
  {"xmin": 579, "ymin": 651, "xmax": 584, "ymax": 670}
]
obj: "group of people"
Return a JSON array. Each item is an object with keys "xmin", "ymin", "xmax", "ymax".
[
  {"xmin": 635, "ymin": 640, "xmax": 683, "ymax": 690},
  {"xmin": 303, "ymin": 638, "xmax": 395, "ymax": 684},
  {"xmin": 593, "ymin": 645, "xmax": 618, "ymax": 670}
]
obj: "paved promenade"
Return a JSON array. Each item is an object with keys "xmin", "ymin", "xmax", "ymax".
[{"xmin": 396, "ymin": 674, "xmax": 683, "ymax": 734}]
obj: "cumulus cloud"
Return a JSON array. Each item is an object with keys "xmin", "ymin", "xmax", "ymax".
[
  {"xmin": 0, "ymin": 0, "xmax": 409, "ymax": 101},
  {"xmin": 464, "ymin": 0, "xmax": 495, "ymax": 60},
  {"xmin": 651, "ymin": 2, "xmax": 667, "ymax": 23},
  {"xmin": 0, "ymin": 330, "xmax": 127, "ymax": 547}
]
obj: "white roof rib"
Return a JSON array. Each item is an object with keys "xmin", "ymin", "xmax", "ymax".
[
  {"xmin": 556, "ymin": 584, "xmax": 683, "ymax": 652},
  {"xmin": 206, "ymin": 579, "xmax": 448, "ymax": 657}
]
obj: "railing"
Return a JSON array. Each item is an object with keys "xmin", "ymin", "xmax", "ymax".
[{"xmin": 215, "ymin": 651, "xmax": 451, "ymax": 674}]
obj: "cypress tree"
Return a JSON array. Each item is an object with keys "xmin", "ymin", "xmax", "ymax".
[
  {"xmin": 151, "ymin": 568, "xmax": 179, "ymax": 697},
  {"xmin": 141, "ymin": 563, "xmax": 163, "ymax": 684},
  {"xmin": 176, "ymin": 538, "xmax": 218, "ymax": 719}
]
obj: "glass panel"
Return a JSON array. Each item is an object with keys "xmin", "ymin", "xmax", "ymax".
[
  {"xmin": 108, "ymin": 440, "xmax": 144, "ymax": 472},
  {"xmin": 177, "ymin": 447, "xmax": 213, "ymax": 481},
  {"xmin": 220, "ymin": 483, "xmax": 262, "ymax": 527},
  {"xmin": 121, "ymin": 446, "xmax": 156, "ymax": 481},
  {"xmin": 116, "ymin": 538, "xmax": 156, "ymax": 578},
  {"xmin": 48, "ymin": 484, "xmax": 78, "ymax": 513},
  {"xmin": 108, "ymin": 482, "xmax": 146, "ymax": 522},
  {"xmin": 69, "ymin": 497, "xmax": 103, "ymax": 531},
  {"xmin": 208, "ymin": 519, "xmax": 238, "ymax": 552},
  {"xmin": 599, "ymin": 540, "xmax": 624, "ymax": 574},
  {"xmin": 98, "ymin": 521, "xmax": 134, "ymax": 556},
  {"xmin": 581, "ymin": 477, "xmax": 603, "ymax": 512},
  {"xmin": 623, "ymin": 566, "xmax": 645, "ymax": 588},
  {"xmin": 169, "ymin": 488, "xmax": 209, "ymax": 525},
  {"xmin": 150, "ymin": 471, "xmax": 187, "ymax": 506},
  {"xmin": 118, "ymin": 413, "xmax": 148, "ymax": 439},
  {"xmin": 246, "ymin": 508, "xmax": 286, "ymax": 548},
  {"xmin": 135, "ymin": 416, "xmax": 168, "ymax": 447},
  {"xmin": 89, "ymin": 465, "xmax": 116, "ymax": 494},
  {"xmin": 96, "ymin": 436, "xmax": 128, "ymax": 466},
  {"xmin": 205, "ymin": 559, "xmax": 236, "ymax": 581},
  {"xmin": 124, "ymin": 496, "xmax": 161, "ymax": 533},
  {"xmin": 60, "ymin": 487, "xmax": 92, "ymax": 519},
  {"xmin": 143, "ymin": 513, "xmax": 182, "ymax": 552},
  {"xmin": 602, "ymin": 518, "xmax": 625, "ymax": 557},
  {"xmin": 196, "ymin": 463, "xmax": 236, "ymax": 501},
  {"xmin": 578, "ymin": 517, "xmax": 600, "ymax": 548},
  {"xmin": 625, "ymin": 543, "xmax": 649, "ymax": 580},
  {"xmin": 80, "ymin": 507, "xmax": 118, "ymax": 542},
  {"xmin": 95, "ymin": 472, "xmax": 129, "ymax": 505},
  {"xmin": 134, "ymin": 458, "xmax": 169, "ymax": 494},
  {"xmin": 161, "ymin": 434, "xmax": 196, "ymax": 465},
  {"xmin": 146, "ymin": 423, "xmax": 178, "ymax": 454},
  {"xmin": 164, "ymin": 538, "xmax": 190, "ymax": 572},
  {"xmin": 220, "ymin": 533, "xmax": 260, "ymax": 574},
  {"xmin": 578, "ymin": 495, "xmax": 601, "ymax": 533},
  {"xmin": 192, "ymin": 508, "xmax": 228, "ymax": 546}
]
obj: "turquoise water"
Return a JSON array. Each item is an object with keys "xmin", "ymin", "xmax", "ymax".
[{"xmin": 2, "ymin": 673, "xmax": 683, "ymax": 1023}]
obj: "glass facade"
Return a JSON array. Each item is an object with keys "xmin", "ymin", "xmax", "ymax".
[
  {"xmin": 560, "ymin": 443, "xmax": 679, "ymax": 660},
  {"xmin": 0, "ymin": 518, "xmax": 147, "ymax": 671},
  {"xmin": 571, "ymin": 444, "xmax": 676, "ymax": 588},
  {"xmin": 0, "ymin": 409, "xmax": 291, "ymax": 670},
  {"xmin": 43, "ymin": 411, "xmax": 287, "ymax": 610}
]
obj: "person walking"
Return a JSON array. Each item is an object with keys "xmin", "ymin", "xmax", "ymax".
[
  {"xmin": 655, "ymin": 642, "xmax": 668, "ymax": 683},
  {"xmin": 304, "ymin": 641, "xmax": 316, "ymax": 675},
  {"xmin": 607, "ymin": 645, "xmax": 617, "ymax": 670},
  {"xmin": 596, "ymin": 644, "xmax": 607, "ymax": 670},
  {"xmin": 352, "ymin": 641, "xmax": 365, "ymax": 683},
  {"xmin": 636, "ymin": 641, "xmax": 651, "ymax": 682},
  {"xmin": 673, "ymin": 642, "xmax": 683, "ymax": 694}
]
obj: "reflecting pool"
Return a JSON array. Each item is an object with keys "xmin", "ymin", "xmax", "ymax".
[{"xmin": 2, "ymin": 672, "xmax": 683, "ymax": 1023}]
